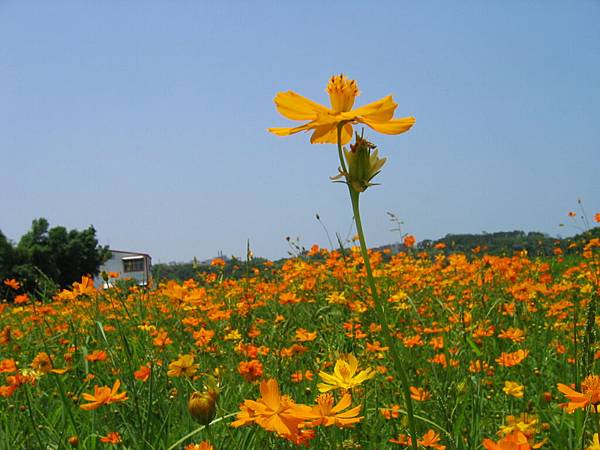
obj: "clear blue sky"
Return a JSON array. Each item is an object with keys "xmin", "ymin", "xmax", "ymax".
[{"xmin": 1, "ymin": 1, "xmax": 599, "ymax": 263}]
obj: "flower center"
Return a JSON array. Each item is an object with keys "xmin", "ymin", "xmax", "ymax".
[
  {"xmin": 582, "ymin": 375, "xmax": 600, "ymax": 404},
  {"xmin": 327, "ymin": 74, "xmax": 359, "ymax": 113}
]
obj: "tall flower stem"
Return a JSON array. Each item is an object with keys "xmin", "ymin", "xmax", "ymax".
[{"xmin": 337, "ymin": 124, "xmax": 419, "ymax": 450}]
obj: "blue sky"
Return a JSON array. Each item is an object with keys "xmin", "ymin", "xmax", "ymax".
[{"xmin": 1, "ymin": 1, "xmax": 599, "ymax": 262}]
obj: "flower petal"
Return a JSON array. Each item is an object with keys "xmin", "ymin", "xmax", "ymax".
[
  {"xmin": 346, "ymin": 96, "xmax": 397, "ymax": 122},
  {"xmin": 330, "ymin": 393, "xmax": 352, "ymax": 413},
  {"xmin": 273, "ymin": 91, "xmax": 330, "ymax": 121},
  {"xmin": 358, "ymin": 116, "xmax": 416, "ymax": 135},
  {"xmin": 310, "ymin": 123, "xmax": 352, "ymax": 145},
  {"xmin": 268, "ymin": 122, "xmax": 314, "ymax": 137}
]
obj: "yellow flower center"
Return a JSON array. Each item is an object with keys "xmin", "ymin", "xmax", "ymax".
[
  {"xmin": 316, "ymin": 393, "xmax": 334, "ymax": 413},
  {"xmin": 327, "ymin": 74, "xmax": 359, "ymax": 113}
]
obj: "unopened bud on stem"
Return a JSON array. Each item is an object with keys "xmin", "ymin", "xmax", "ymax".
[{"xmin": 332, "ymin": 133, "xmax": 386, "ymax": 193}]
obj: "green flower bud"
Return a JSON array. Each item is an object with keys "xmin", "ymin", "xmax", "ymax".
[{"xmin": 332, "ymin": 133, "xmax": 386, "ymax": 192}]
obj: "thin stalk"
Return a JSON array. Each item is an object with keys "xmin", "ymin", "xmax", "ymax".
[
  {"xmin": 336, "ymin": 124, "xmax": 419, "ymax": 450},
  {"xmin": 165, "ymin": 413, "xmax": 238, "ymax": 450},
  {"xmin": 24, "ymin": 384, "xmax": 45, "ymax": 450}
]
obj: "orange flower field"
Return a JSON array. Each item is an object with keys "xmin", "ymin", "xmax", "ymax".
[{"xmin": 1, "ymin": 239, "xmax": 599, "ymax": 449}]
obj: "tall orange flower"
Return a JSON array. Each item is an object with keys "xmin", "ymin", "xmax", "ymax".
[
  {"xmin": 294, "ymin": 393, "xmax": 363, "ymax": 428},
  {"xmin": 99, "ymin": 432, "xmax": 122, "ymax": 444},
  {"xmin": 80, "ymin": 380, "xmax": 128, "ymax": 410},
  {"xmin": 496, "ymin": 349, "xmax": 528, "ymax": 367},
  {"xmin": 557, "ymin": 374, "xmax": 600, "ymax": 412},
  {"xmin": 483, "ymin": 430, "xmax": 532, "ymax": 450},
  {"xmin": 269, "ymin": 74, "xmax": 415, "ymax": 144},
  {"xmin": 231, "ymin": 379, "xmax": 305, "ymax": 439},
  {"xmin": 185, "ymin": 442, "xmax": 213, "ymax": 450},
  {"xmin": 3, "ymin": 279, "xmax": 20, "ymax": 290}
]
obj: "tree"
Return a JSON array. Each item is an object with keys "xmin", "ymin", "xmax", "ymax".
[{"xmin": 0, "ymin": 218, "xmax": 110, "ymax": 296}]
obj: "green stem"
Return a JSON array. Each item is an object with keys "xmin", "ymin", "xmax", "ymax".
[
  {"xmin": 336, "ymin": 125, "xmax": 348, "ymax": 175},
  {"xmin": 165, "ymin": 413, "xmax": 237, "ymax": 450},
  {"xmin": 24, "ymin": 384, "xmax": 45, "ymax": 450},
  {"xmin": 336, "ymin": 123, "xmax": 419, "ymax": 449}
]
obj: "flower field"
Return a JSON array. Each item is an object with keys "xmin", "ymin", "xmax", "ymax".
[{"xmin": 1, "ymin": 238, "xmax": 599, "ymax": 449}]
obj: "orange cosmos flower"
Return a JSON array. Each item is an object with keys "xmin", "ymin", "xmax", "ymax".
[
  {"xmin": 557, "ymin": 374, "xmax": 600, "ymax": 413},
  {"xmin": 419, "ymin": 429, "xmax": 446, "ymax": 450},
  {"xmin": 269, "ymin": 74, "xmax": 415, "ymax": 145},
  {"xmin": 496, "ymin": 350, "xmax": 529, "ymax": 367},
  {"xmin": 294, "ymin": 392, "xmax": 363, "ymax": 428},
  {"xmin": 410, "ymin": 386, "xmax": 431, "ymax": 401},
  {"xmin": 291, "ymin": 370, "xmax": 314, "ymax": 383},
  {"xmin": 498, "ymin": 328, "xmax": 526, "ymax": 343},
  {"xmin": 152, "ymin": 329, "xmax": 173, "ymax": 348},
  {"xmin": 390, "ymin": 430, "xmax": 445, "ymax": 449},
  {"xmin": 483, "ymin": 430, "xmax": 532, "ymax": 450},
  {"xmin": 238, "ymin": 359, "xmax": 264, "ymax": 382},
  {"xmin": 0, "ymin": 359, "xmax": 17, "ymax": 374},
  {"xmin": 80, "ymin": 380, "xmax": 128, "ymax": 410},
  {"xmin": 0, "ymin": 385, "xmax": 17, "ymax": 398},
  {"xmin": 134, "ymin": 364, "xmax": 151, "ymax": 382},
  {"xmin": 99, "ymin": 432, "xmax": 122, "ymax": 444},
  {"xmin": 231, "ymin": 379, "xmax": 305, "ymax": 439},
  {"xmin": 294, "ymin": 328, "xmax": 317, "ymax": 342},
  {"xmin": 85, "ymin": 350, "xmax": 108, "ymax": 362},
  {"xmin": 185, "ymin": 442, "xmax": 213, "ymax": 450},
  {"xmin": 403, "ymin": 235, "xmax": 416, "ymax": 248},
  {"xmin": 3, "ymin": 279, "xmax": 20, "ymax": 290},
  {"xmin": 14, "ymin": 294, "xmax": 29, "ymax": 305}
]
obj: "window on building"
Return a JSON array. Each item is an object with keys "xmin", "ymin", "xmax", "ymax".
[{"xmin": 122, "ymin": 257, "xmax": 145, "ymax": 273}]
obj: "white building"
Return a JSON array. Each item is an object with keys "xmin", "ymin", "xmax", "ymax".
[{"xmin": 94, "ymin": 249, "xmax": 152, "ymax": 288}]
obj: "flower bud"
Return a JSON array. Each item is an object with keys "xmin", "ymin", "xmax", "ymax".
[
  {"xmin": 332, "ymin": 133, "xmax": 386, "ymax": 192},
  {"xmin": 188, "ymin": 389, "xmax": 218, "ymax": 425}
]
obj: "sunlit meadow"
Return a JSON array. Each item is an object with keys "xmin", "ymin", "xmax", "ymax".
[{"xmin": 1, "ymin": 75, "xmax": 600, "ymax": 450}]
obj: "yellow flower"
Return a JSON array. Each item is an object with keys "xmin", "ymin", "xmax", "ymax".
[
  {"xmin": 502, "ymin": 381, "xmax": 524, "ymax": 399},
  {"xmin": 317, "ymin": 353, "xmax": 376, "ymax": 392},
  {"xmin": 269, "ymin": 74, "xmax": 415, "ymax": 144},
  {"xmin": 167, "ymin": 354, "xmax": 198, "ymax": 378},
  {"xmin": 587, "ymin": 433, "xmax": 600, "ymax": 450}
]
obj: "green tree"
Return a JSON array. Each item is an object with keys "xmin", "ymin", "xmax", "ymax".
[{"xmin": 0, "ymin": 218, "xmax": 110, "ymax": 296}]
